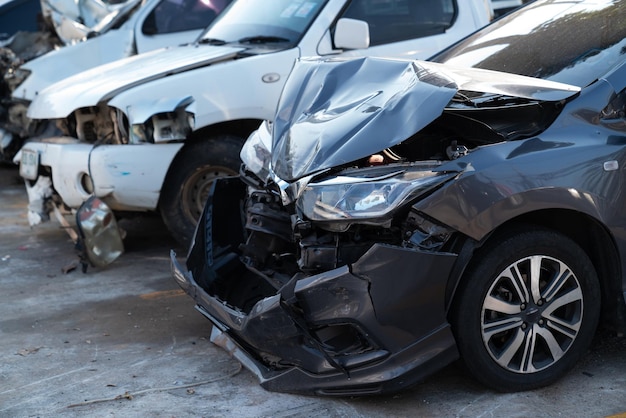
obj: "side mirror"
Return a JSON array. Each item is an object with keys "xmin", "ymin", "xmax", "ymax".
[
  {"xmin": 334, "ymin": 18, "xmax": 370, "ymax": 50},
  {"xmin": 76, "ymin": 196, "xmax": 124, "ymax": 269}
]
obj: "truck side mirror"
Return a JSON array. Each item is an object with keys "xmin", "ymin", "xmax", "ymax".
[{"xmin": 334, "ymin": 18, "xmax": 370, "ymax": 50}]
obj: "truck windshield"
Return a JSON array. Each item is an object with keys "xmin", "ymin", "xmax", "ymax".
[{"xmin": 199, "ymin": 0, "xmax": 329, "ymax": 44}]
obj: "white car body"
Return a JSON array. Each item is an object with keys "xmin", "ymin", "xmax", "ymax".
[
  {"xmin": 13, "ymin": 0, "xmax": 230, "ymax": 102},
  {"xmin": 18, "ymin": 0, "xmax": 491, "ymax": 241}
]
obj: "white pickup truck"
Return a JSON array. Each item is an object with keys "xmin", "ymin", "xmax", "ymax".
[
  {"xmin": 17, "ymin": 0, "xmax": 492, "ymax": 246},
  {"xmin": 14, "ymin": 0, "xmax": 232, "ymax": 94},
  {"xmin": 2, "ymin": 0, "xmax": 230, "ymax": 159}
]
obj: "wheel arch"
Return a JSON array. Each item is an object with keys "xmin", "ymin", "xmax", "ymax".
[
  {"xmin": 157, "ymin": 118, "xmax": 262, "ymax": 210},
  {"xmin": 445, "ymin": 208, "xmax": 626, "ymax": 335},
  {"xmin": 188, "ymin": 119, "xmax": 263, "ymax": 142}
]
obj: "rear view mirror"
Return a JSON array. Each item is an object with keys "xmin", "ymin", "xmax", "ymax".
[{"xmin": 76, "ymin": 196, "xmax": 124, "ymax": 269}]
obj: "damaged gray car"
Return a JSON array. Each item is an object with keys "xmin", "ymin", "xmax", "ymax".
[{"xmin": 172, "ymin": 0, "xmax": 626, "ymax": 395}]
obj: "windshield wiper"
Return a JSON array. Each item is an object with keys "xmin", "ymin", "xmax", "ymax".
[
  {"xmin": 237, "ymin": 35, "xmax": 291, "ymax": 44},
  {"xmin": 198, "ymin": 38, "xmax": 227, "ymax": 45}
]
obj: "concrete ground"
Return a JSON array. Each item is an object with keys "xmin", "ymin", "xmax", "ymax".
[{"xmin": 1, "ymin": 164, "xmax": 626, "ymax": 418}]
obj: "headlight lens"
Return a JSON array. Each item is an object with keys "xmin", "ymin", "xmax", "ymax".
[
  {"xmin": 5, "ymin": 68, "xmax": 31, "ymax": 91},
  {"xmin": 298, "ymin": 168, "xmax": 453, "ymax": 223},
  {"xmin": 240, "ymin": 121, "xmax": 272, "ymax": 182}
]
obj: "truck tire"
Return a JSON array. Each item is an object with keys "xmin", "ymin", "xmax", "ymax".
[{"xmin": 160, "ymin": 136, "xmax": 243, "ymax": 248}]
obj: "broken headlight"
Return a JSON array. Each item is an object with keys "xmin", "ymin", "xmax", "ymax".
[
  {"xmin": 241, "ymin": 121, "xmax": 272, "ymax": 182},
  {"xmin": 5, "ymin": 68, "xmax": 31, "ymax": 91},
  {"xmin": 297, "ymin": 167, "xmax": 453, "ymax": 224}
]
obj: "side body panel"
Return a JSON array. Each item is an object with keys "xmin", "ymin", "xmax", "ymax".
[
  {"xmin": 88, "ymin": 143, "xmax": 185, "ymax": 210},
  {"xmin": 110, "ymin": 49, "xmax": 302, "ymax": 129}
]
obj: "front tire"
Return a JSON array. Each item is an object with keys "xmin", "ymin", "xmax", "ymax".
[
  {"xmin": 452, "ymin": 227, "xmax": 600, "ymax": 391},
  {"xmin": 160, "ymin": 136, "xmax": 243, "ymax": 248}
]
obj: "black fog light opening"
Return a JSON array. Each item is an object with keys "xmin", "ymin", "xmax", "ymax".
[
  {"xmin": 80, "ymin": 172, "xmax": 94, "ymax": 194},
  {"xmin": 314, "ymin": 323, "xmax": 373, "ymax": 356}
]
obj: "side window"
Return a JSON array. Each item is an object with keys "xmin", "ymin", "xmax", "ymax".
[
  {"xmin": 341, "ymin": 0, "xmax": 456, "ymax": 46},
  {"xmin": 142, "ymin": 0, "xmax": 221, "ymax": 35}
]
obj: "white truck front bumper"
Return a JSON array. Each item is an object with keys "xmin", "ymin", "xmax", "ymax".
[{"xmin": 16, "ymin": 138, "xmax": 183, "ymax": 212}]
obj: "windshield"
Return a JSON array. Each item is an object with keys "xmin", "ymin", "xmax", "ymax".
[
  {"xmin": 200, "ymin": 0, "xmax": 329, "ymax": 44},
  {"xmin": 432, "ymin": 0, "xmax": 626, "ymax": 88}
]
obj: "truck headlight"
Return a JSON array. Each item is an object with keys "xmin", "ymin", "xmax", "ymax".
[
  {"xmin": 5, "ymin": 68, "xmax": 31, "ymax": 91},
  {"xmin": 297, "ymin": 168, "xmax": 453, "ymax": 224}
]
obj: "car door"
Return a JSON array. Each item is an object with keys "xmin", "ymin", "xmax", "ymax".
[{"xmin": 337, "ymin": 0, "xmax": 488, "ymax": 60}]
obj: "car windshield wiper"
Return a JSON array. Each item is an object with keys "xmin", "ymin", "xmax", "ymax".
[
  {"xmin": 197, "ymin": 38, "xmax": 227, "ymax": 45},
  {"xmin": 237, "ymin": 35, "xmax": 291, "ymax": 44}
]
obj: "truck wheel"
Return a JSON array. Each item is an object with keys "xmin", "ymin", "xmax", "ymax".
[
  {"xmin": 452, "ymin": 227, "xmax": 600, "ymax": 392},
  {"xmin": 160, "ymin": 136, "xmax": 243, "ymax": 247}
]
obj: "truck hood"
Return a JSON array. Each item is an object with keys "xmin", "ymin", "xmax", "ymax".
[
  {"xmin": 27, "ymin": 44, "xmax": 246, "ymax": 119},
  {"xmin": 271, "ymin": 57, "xmax": 581, "ymax": 181}
]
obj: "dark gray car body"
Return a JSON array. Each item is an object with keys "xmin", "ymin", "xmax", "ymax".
[{"xmin": 172, "ymin": 0, "xmax": 626, "ymax": 395}]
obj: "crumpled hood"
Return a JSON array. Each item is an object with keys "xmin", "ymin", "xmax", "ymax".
[
  {"xmin": 27, "ymin": 44, "xmax": 245, "ymax": 119},
  {"xmin": 271, "ymin": 57, "xmax": 581, "ymax": 181}
]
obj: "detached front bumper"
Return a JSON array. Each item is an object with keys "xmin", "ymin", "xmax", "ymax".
[
  {"xmin": 16, "ymin": 138, "xmax": 183, "ymax": 211},
  {"xmin": 171, "ymin": 177, "xmax": 460, "ymax": 395}
]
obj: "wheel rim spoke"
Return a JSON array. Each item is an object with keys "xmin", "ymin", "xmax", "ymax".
[
  {"xmin": 529, "ymin": 255, "xmax": 543, "ymax": 304},
  {"xmin": 495, "ymin": 327, "xmax": 525, "ymax": 367},
  {"xmin": 484, "ymin": 294, "xmax": 522, "ymax": 315},
  {"xmin": 545, "ymin": 317, "xmax": 579, "ymax": 339},
  {"xmin": 543, "ymin": 284, "xmax": 583, "ymax": 315},
  {"xmin": 535, "ymin": 325, "xmax": 566, "ymax": 362},
  {"xmin": 483, "ymin": 316, "xmax": 523, "ymax": 341},
  {"xmin": 509, "ymin": 264, "xmax": 530, "ymax": 304},
  {"xmin": 542, "ymin": 261, "xmax": 574, "ymax": 302},
  {"xmin": 519, "ymin": 326, "xmax": 537, "ymax": 373}
]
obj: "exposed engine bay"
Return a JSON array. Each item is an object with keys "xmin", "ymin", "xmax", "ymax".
[{"xmin": 57, "ymin": 101, "xmax": 193, "ymax": 145}]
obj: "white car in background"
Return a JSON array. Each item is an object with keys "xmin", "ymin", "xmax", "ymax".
[
  {"xmin": 1, "ymin": 0, "xmax": 231, "ymax": 160},
  {"xmin": 491, "ymin": 0, "xmax": 524, "ymax": 16},
  {"xmin": 17, "ymin": 0, "xmax": 492, "ymax": 246}
]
